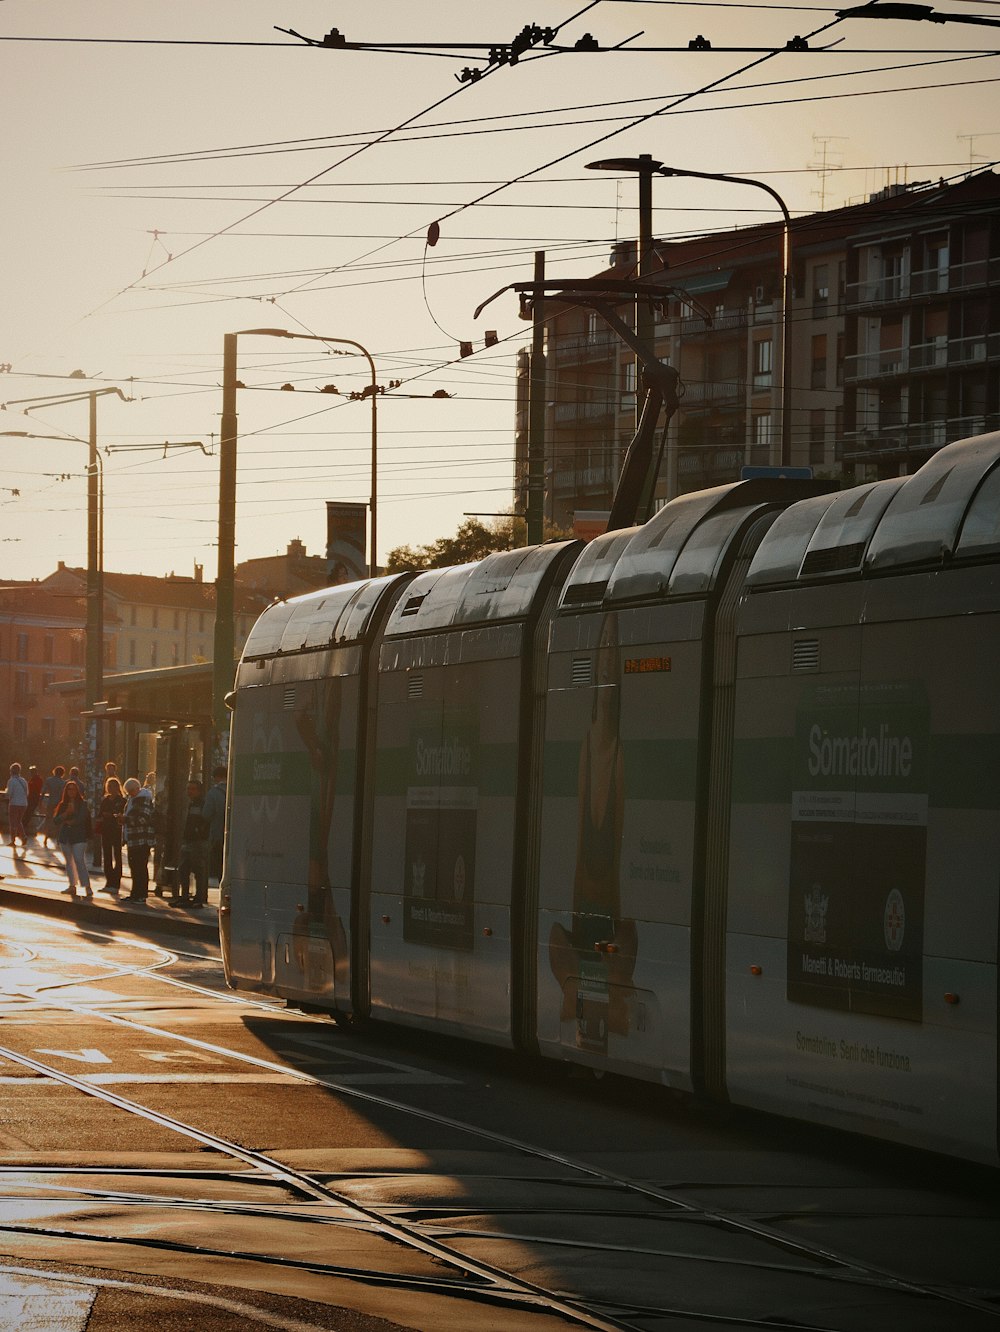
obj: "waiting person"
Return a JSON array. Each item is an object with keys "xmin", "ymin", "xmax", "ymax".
[
  {"xmin": 40, "ymin": 765, "xmax": 66, "ymax": 847},
  {"xmin": 122, "ymin": 777, "xmax": 156, "ymax": 902},
  {"xmin": 173, "ymin": 780, "xmax": 210, "ymax": 909},
  {"xmin": 202, "ymin": 765, "xmax": 227, "ymax": 884},
  {"xmin": 24, "ymin": 765, "xmax": 44, "ymax": 838},
  {"xmin": 5, "ymin": 763, "xmax": 29, "ymax": 854},
  {"xmin": 98, "ymin": 776, "xmax": 126, "ymax": 894},
  {"xmin": 51, "ymin": 780, "xmax": 93, "ymax": 898}
]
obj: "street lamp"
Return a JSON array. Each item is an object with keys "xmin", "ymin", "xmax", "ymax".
[
  {"xmin": 586, "ymin": 157, "xmax": 794, "ymax": 471},
  {"xmin": 214, "ymin": 328, "xmax": 379, "ymax": 736},
  {"xmin": 0, "ymin": 387, "xmax": 128, "ymax": 810}
]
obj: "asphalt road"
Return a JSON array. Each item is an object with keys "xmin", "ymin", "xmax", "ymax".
[{"xmin": 0, "ymin": 839, "xmax": 998, "ymax": 1331}]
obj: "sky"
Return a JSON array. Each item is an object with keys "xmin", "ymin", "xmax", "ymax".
[{"xmin": 1, "ymin": 0, "xmax": 997, "ymax": 583}]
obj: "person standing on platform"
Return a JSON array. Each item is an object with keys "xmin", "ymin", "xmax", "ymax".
[
  {"xmin": 24, "ymin": 766, "xmax": 43, "ymax": 838},
  {"xmin": 52, "ymin": 780, "xmax": 93, "ymax": 897},
  {"xmin": 173, "ymin": 780, "xmax": 210, "ymax": 909},
  {"xmin": 5, "ymin": 763, "xmax": 29, "ymax": 854},
  {"xmin": 40, "ymin": 766, "xmax": 66, "ymax": 847},
  {"xmin": 123, "ymin": 777, "xmax": 155, "ymax": 902},
  {"xmin": 203, "ymin": 765, "xmax": 227, "ymax": 885},
  {"xmin": 98, "ymin": 776, "xmax": 126, "ymax": 894}
]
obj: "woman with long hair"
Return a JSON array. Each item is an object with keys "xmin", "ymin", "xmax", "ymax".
[
  {"xmin": 98, "ymin": 776, "xmax": 126, "ymax": 894},
  {"xmin": 51, "ymin": 780, "xmax": 93, "ymax": 898}
]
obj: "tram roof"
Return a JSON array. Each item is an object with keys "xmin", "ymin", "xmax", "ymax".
[
  {"xmin": 747, "ymin": 430, "xmax": 1000, "ymax": 587},
  {"xmin": 240, "ymin": 574, "xmax": 404, "ymax": 659},
  {"xmin": 380, "ymin": 541, "xmax": 579, "ymax": 635},
  {"xmin": 557, "ymin": 477, "xmax": 827, "ymax": 610}
]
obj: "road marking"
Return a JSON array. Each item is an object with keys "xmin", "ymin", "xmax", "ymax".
[
  {"xmin": 33, "ymin": 1048, "xmax": 111, "ymax": 1065},
  {"xmin": 0, "ymin": 1271, "xmax": 94, "ymax": 1330}
]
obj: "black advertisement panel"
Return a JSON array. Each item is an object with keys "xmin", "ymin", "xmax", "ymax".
[
  {"xmin": 402, "ymin": 711, "xmax": 478, "ymax": 951},
  {"xmin": 786, "ymin": 681, "xmax": 928, "ymax": 1022}
]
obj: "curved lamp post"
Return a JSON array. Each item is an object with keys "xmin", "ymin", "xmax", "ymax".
[
  {"xmin": 214, "ymin": 328, "xmax": 378, "ymax": 735},
  {"xmin": 586, "ymin": 158, "xmax": 794, "ymax": 470}
]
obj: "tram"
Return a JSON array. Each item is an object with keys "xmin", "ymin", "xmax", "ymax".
[{"xmin": 221, "ymin": 430, "xmax": 1000, "ymax": 1164}]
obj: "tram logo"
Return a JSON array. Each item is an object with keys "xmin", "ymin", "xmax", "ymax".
[
  {"xmin": 803, "ymin": 887, "xmax": 828, "ymax": 944},
  {"xmin": 884, "ymin": 888, "xmax": 906, "ymax": 952}
]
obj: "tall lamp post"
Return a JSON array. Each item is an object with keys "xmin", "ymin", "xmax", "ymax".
[
  {"xmin": 586, "ymin": 158, "xmax": 794, "ymax": 473},
  {"xmin": 214, "ymin": 328, "xmax": 378, "ymax": 737}
]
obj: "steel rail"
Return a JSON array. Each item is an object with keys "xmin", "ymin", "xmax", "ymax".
[
  {"xmin": 0, "ymin": 1042, "xmax": 639, "ymax": 1331},
  {"xmin": 5, "ymin": 935, "xmax": 999, "ymax": 1322}
]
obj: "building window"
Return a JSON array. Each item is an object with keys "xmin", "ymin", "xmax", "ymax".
[
  {"xmin": 620, "ymin": 360, "xmax": 636, "ymax": 413},
  {"xmin": 13, "ymin": 717, "xmax": 27, "ymax": 743},
  {"xmin": 811, "ymin": 334, "xmax": 827, "ymax": 390},
  {"xmin": 196, "ymin": 644, "xmax": 205, "ymax": 661},
  {"xmin": 753, "ymin": 339, "xmax": 773, "ymax": 388},
  {"xmin": 809, "ymin": 409, "xmax": 826, "ymax": 465},
  {"xmin": 173, "ymin": 610, "xmax": 181, "ymax": 630},
  {"xmin": 171, "ymin": 642, "xmax": 180, "ymax": 666},
  {"xmin": 41, "ymin": 718, "xmax": 56, "ymax": 741},
  {"xmin": 836, "ymin": 334, "xmax": 845, "ymax": 387},
  {"xmin": 69, "ymin": 634, "xmax": 84, "ymax": 666},
  {"xmin": 129, "ymin": 639, "xmax": 137, "ymax": 667},
  {"xmin": 150, "ymin": 641, "xmax": 158, "ymax": 668},
  {"xmin": 812, "ymin": 264, "xmax": 829, "ymax": 315},
  {"xmin": 15, "ymin": 633, "xmax": 29, "ymax": 662},
  {"xmin": 198, "ymin": 612, "xmax": 206, "ymax": 632},
  {"xmin": 42, "ymin": 635, "xmax": 54, "ymax": 664},
  {"xmin": 152, "ymin": 608, "xmax": 159, "ymax": 629},
  {"xmin": 753, "ymin": 413, "xmax": 772, "ymax": 456},
  {"xmin": 14, "ymin": 671, "xmax": 30, "ymax": 703},
  {"xmin": 103, "ymin": 639, "xmax": 114, "ymax": 668},
  {"xmin": 129, "ymin": 606, "xmax": 137, "ymax": 627}
]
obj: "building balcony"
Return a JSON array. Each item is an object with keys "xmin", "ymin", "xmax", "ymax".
[
  {"xmin": 551, "ymin": 331, "xmax": 617, "ymax": 364},
  {"xmin": 553, "ymin": 463, "xmax": 616, "ymax": 498},
  {"xmin": 676, "ymin": 308, "xmax": 747, "ymax": 337},
  {"xmin": 553, "ymin": 399, "xmax": 617, "ymax": 424},
  {"xmin": 845, "ymin": 256, "xmax": 1000, "ymax": 309},
  {"xmin": 842, "ymin": 414, "xmax": 989, "ymax": 460},
  {"xmin": 843, "ymin": 331, "xmax": 999, "ymax": 381},
  {"xmin": 678, "ymin": 379, "xmax": 745, "ymax": 410}
]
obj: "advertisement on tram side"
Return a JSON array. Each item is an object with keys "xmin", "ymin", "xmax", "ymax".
[
  {"xmin": 402, "ymin": 709, "xmax": 478, "ymax": 952},
  {"xmin": 230, "ymin": 674, "xmax": 355, "ymax": 995},
  {"xmin": 787, "ymin": 680, "xmax": 929, "ymax": 1021}
]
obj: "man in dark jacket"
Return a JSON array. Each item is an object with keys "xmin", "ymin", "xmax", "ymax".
[
  {"xmin": 174, "ymin": 780, "xmax": 210, "ymax": 909},
  {"xmin": 202, "ymin": 765, "xmax": 227, "ymax": 884}
]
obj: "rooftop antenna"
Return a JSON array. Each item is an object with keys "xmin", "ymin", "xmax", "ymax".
[{"xmin": 808, "ymin": 134, "xmax": 847, "ymax": 210}]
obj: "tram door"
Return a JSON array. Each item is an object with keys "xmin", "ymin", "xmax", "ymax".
[{"xmin": 152, "ymin": 727, "xmax": 204, "ymax": 887}]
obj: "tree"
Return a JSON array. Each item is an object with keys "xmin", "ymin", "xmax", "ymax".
[{"xmin": 385, "ymin": 515, "xmax": 572, "ymax": 573}]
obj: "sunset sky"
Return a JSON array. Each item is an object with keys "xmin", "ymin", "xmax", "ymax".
[{"xmin": 2, "ymin": 0, "xmax": 996, "ymax": 581}]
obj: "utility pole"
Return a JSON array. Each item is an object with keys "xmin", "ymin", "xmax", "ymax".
[
  {"xmin": 635, "ymin": 155, "xmax": 661, "ymax": 507},
  {"xmin": 527, "ymin": 250, "xmax": 547, "ymax": 545},
  {"xmin": 85, "ymin": 391, "xmax": 103, "ymax": 806},
  {"xmin": 213, "ymin": 333, "xmax": 238, "ymax": 742}
]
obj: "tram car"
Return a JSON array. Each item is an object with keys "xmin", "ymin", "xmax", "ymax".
[{"xmin": 221, "ymin": 430, "xmax": 1000, "ymax": 1164}]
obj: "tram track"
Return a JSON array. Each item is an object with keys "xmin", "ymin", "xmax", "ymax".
[{"xmin": 1, "ymin": 929, "xmax": 998, "ymax": 1328}]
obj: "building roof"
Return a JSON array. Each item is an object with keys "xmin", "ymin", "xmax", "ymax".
[
  {"xmin": 0, "ymin": 586, "xmax": 121, "ymax": 623},
  {"xmin": 44, "ymin": 566, "xmax": 265, "ymax": 615}
]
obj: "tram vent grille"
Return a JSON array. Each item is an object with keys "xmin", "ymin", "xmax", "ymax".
[
  {"xmin": 571, "ymin": 658, "xmax": 593, "ymax": 687},
  {"xmin": 800, "ymin": 541, "xmax": 866, "ymax": 576},
  {"xmin": 563, "ymin": 579, "xmax": 609, "ymax": 606},
  {"xmin": 408, "ymin": 674, "xmax": 424, "ymax": 699},
  {"xmin": 401, "ymin": 593, "xmax": 427, "ymax": 617},
  {"xmin": 792, "ymin": 639, "xmax": 820, "ymax": 672},
  {"xmin": 282, "ymin": 685, "xmax": 297, "ymax": 708}
]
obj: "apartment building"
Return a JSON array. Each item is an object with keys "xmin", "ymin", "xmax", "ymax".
[
  {"xmin": 42, "ymin": 564, "xmax": 265, "ymax": 672},
  {"xmin": 515, "ymin": 171, "xmax": 999, "ymax": 528},
  {"xmin": 0, "ymin": 585, "xmax": 117, "ymax": 751}
]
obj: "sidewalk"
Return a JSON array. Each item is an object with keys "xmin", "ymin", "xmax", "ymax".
[{"xmin": 0, "ymin": 836, "xmax": 220, "ymax": 942}]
